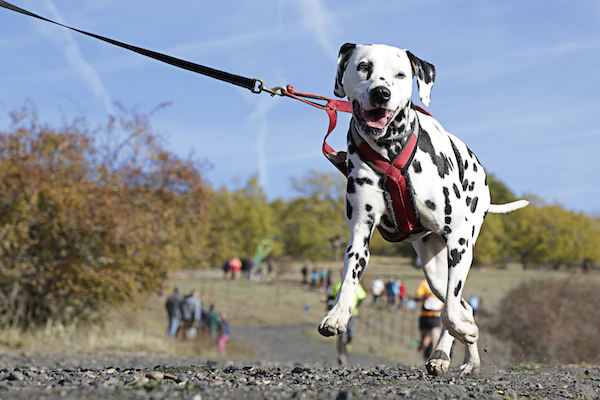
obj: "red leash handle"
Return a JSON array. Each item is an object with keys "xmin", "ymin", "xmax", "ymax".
[{"xmin": 282, "ymin": 85, "xmax": 352, "ymax": 176}]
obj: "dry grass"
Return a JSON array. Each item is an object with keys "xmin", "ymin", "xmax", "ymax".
[{"xmin": 2, "ymin": 256, "xmax": 598, "ymax": 366}]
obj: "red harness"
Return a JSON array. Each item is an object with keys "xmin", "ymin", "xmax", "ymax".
[{"xmin": 283, "ymin": 85, "xmax": 428, "ymax": 242}]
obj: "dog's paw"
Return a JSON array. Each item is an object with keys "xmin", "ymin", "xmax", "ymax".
[
  {"xmin": 318, "ymin": 315, "xmax": 347, "ymax": 337},
  {"xmin": 458, "ymin": 360, "xmax": 480, "ymax": 377},
  {"xmin": 426, "ymin": 350, "xmax": 450, "ymax": 376}
]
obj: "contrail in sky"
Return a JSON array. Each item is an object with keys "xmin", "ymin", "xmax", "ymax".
[{"xmin": 40, "ymin": 0, "xmax": 114, "ymax": 115}]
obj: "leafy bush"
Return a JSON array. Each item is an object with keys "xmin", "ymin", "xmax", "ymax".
[
  {"xmin": 0, "ymin": 103, "xmax": 207, "ymax": 328},
  {"xmin": 493, "ymin": 279, "xmax": 600, "ymax": 364}
]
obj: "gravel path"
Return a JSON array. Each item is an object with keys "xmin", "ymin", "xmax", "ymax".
[{"xmin": 1, "ymin": 325, "xmax": 599, "ymax": 399}]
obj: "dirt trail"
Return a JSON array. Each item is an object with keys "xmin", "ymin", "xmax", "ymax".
[{"xmin": 234, "ymin": 323, "xmax": 387, "ymax": 366}]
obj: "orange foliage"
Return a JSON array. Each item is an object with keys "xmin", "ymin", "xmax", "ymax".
[{"xmin": 0, "ymin": 102, "xmax": 208, "ymax": 328}]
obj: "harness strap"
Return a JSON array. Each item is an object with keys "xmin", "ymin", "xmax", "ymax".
[
  {"xmin": 352, "ymin": 131, "xmax": 424, "ymax": 241},
  {"xmin": 321, "ymin": 104, "xmax": 429, "ymax": 242}
]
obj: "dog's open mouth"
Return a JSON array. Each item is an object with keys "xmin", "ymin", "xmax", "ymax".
[{"xmin": 353, "ymin": 101, "xmax": 395, "ymax": 131}]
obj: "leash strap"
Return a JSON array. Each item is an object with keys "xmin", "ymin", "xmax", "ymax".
[{"xmin": 0, "ymin": 0, "xmax": 259, "ymax": 92}]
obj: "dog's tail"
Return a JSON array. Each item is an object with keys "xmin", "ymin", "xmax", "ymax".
[{"xmin": 488, "ymin": 199, "xmax": 529, "ymax": 214}]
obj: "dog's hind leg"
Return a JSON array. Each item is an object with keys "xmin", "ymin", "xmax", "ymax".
[
  {"xmin": 441, "ymin": 235, "xmax": 481, "ymax": 377},
  {"xmin": 413, "ymin": 234, "xmax": 454, "ymax": 376}
]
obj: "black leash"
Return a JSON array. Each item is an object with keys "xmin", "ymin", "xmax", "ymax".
[
  {"xmin": 0, "ymin": 0, "xmax": 272, "ymax": 94},
  {"xmin": 1, "ymin": 0, "xmax": 357, "ymax": 168}
]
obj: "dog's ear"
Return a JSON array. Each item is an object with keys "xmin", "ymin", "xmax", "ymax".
[
  {"xmin": 406, "ymin": 51, "xmax": 436, "ymax": 107},
  {"xmin": 334, "ymin": 43, "xmax": 356, "ymax": 98}
]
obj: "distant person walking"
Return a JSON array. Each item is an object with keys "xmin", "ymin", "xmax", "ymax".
[
  {"xmin": 207, "ymin": 304, "xmax": 221, "ymax": 340},
  {"xmin": 229, "ymin": 257, "xmax": 242, "ymax": 279},
  {"xmin": 180, "ymin": 290, "xmax": 202, "ymax": 339},
  {"xmin": 415, "ymin": 279, "xmax": 444, "ymax": 359},
  {"xmin": 371, "ymin": 277, "xmax": 384, "ymax": 304},
  {"xmin": 218, "ymin": 312, "xmax": 231, "ymax": 358},
  {"xmin": 327, "ymin": 275, "xmax": 367, "ymax": 366},
  {"xmin": 165, "ymin": 287, "xmax": 183, "ymax": 338},
  {"xmin": 301, "ymin": 263, "xmax": 309, "ymax": 287}
]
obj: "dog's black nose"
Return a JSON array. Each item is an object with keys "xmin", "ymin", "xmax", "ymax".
[{"xmin": 369, "ymin": 86, "xmax": 391, "ymax": 106}]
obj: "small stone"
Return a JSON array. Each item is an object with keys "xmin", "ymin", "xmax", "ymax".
[
  {"xmin": 336, "ymin": 390, "xmax": 353, "ymax": 400},
  {"xmin": 106, "ymin": 368, "xmax": 116, "ymax": 374},
  {"xmin": 7, "ymin": 371, "xmax": 24, "ymax": 381},
  {"xmin": 147, "ymin": 371, "xmax": 164, "ymax": 380},
  {"xmin": 163, "ymin": 373, "xmax": 177, "ymax": 380}
]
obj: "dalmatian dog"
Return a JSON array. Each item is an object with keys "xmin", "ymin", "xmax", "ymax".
[{"xmin": 318, "ymin": 43, "xmax": 528, "ymax": 376}]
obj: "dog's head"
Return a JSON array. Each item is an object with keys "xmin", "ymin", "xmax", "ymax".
[{"xmin": 334, "ymin": 43, "xmax": 435, "ymax": 138}]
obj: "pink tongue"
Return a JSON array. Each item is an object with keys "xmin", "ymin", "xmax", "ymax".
[{"xmin": 364, "ymin": 109, "xmax": 391, "ymax": 129}]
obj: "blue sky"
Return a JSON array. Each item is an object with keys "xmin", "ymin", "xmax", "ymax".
[{"xmin": 1, "ymin": 0, "xmax": 599, "ymax": 215}]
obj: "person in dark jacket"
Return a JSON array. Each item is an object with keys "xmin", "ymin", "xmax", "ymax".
[{"xmin": 165, "ymin": 287, "xmax": 183, "ymax": 338}]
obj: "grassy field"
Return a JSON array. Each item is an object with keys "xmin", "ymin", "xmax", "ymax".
[{"xmin": 1, "ymin": 256, "xmax": 598, "ymax": 367}]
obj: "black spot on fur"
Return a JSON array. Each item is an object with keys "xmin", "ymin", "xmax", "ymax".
[
  {"xmin": 453, "ymin": 183, "xmax": 461, "ymax": 199},
  {"xmin": 470, "ymin": 196, "xmax": 479, "ymax": 213},
  {"xmin": 444, "ymin": 226, "xmax": 452, "ymax": 234},
  {"xmin": 347, "ymin": 159, "xmax": 355, "ymax": 173},
  {"xmin": 359, "ymin": 258, "xmax": 366, "ymax": 267},
  {"xmin": 445, "ymin": 217, "xmax": 451, "ymax": 224},
  {"xmin": 468, "ymin": 181, "xmax": 475, "ymax": 191},
  {"xmin": 346, "ymin": 199, "xmax": 353, "ymax": 220},
  {"xmin": 425, "ymin": 200, "xmax": 436, "ymax": 210},
  {"xmin": 413, "ymin": 159, "xmax": 422, "ymax": 173},
  {"xmin": 454, "ymin": 280, "xmax": 462, "ymax": 297},
  {"xmin": 356, "ymin": 177, "xmax": 374, "ymax": 186},
  {"xmin": 466, "ymin": 197, "xmax": 472, "ymax": 207},
  {"xmin": 462, "ymin": 179, "xmax": 469, "ymax": 191},
  {"xmin": 443, "ymin": 187, "xmax": 452, "ymax": 215},
  {"xmin": 418, "ymin": 130, "xmax": 451, "ymax": 178},
  {"xmin": 449, "ymin": 248, "xmax": 462, "ymax": 268},
  {"xmin": 459, "ymin": 238, "xmax": 466, "ymax": 245},
  {"xmin": 450, "ymin": 139, "xmax": 464, "ymax": 184},
  {"xmin": 365, "ymin": 204, "xmax": 372, "ymax": 212},
  {"xmin": 473, "ymin": 163, "xmax": 478, "ymax": 172},
  {"xmin": 347, "ymin": 177, "xmax": 356, "ymax": 194},
  {"xmin": 472, "ymin": 226, "xmax": 476, "ymax": 237}
]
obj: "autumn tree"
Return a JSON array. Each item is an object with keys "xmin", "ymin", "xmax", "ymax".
[{"xmin": 0, "ymin": 103, "xmax": 207, "ymax": 328}]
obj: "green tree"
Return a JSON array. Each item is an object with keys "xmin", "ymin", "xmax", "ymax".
[
  {"xmin": 474, "ymin": 174, "xmax": 520, "ymax": 265},
  {"xmin": 274, "ymin": 171, "xmax": 347, "ymax": 261},
  {"xmin": 511, "ymin": 197, "xmax": 600, "ymax": 268},
  {"xmin": 203, "ymin": 175, "xmax": 277, "ymax": 266}
]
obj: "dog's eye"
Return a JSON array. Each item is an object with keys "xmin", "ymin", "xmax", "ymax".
[
  {"xmin": 397, "ymin": 72, "xmax": 407, "ymax": 79},
  {"xmin": 357, "ymin": 63, "xmax": 371, "ymax": 73}
]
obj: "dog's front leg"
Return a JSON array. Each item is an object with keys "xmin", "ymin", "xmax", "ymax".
[{"xmin": 319, "ymin": 179, "xmax": 380, "ymax": 337}]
